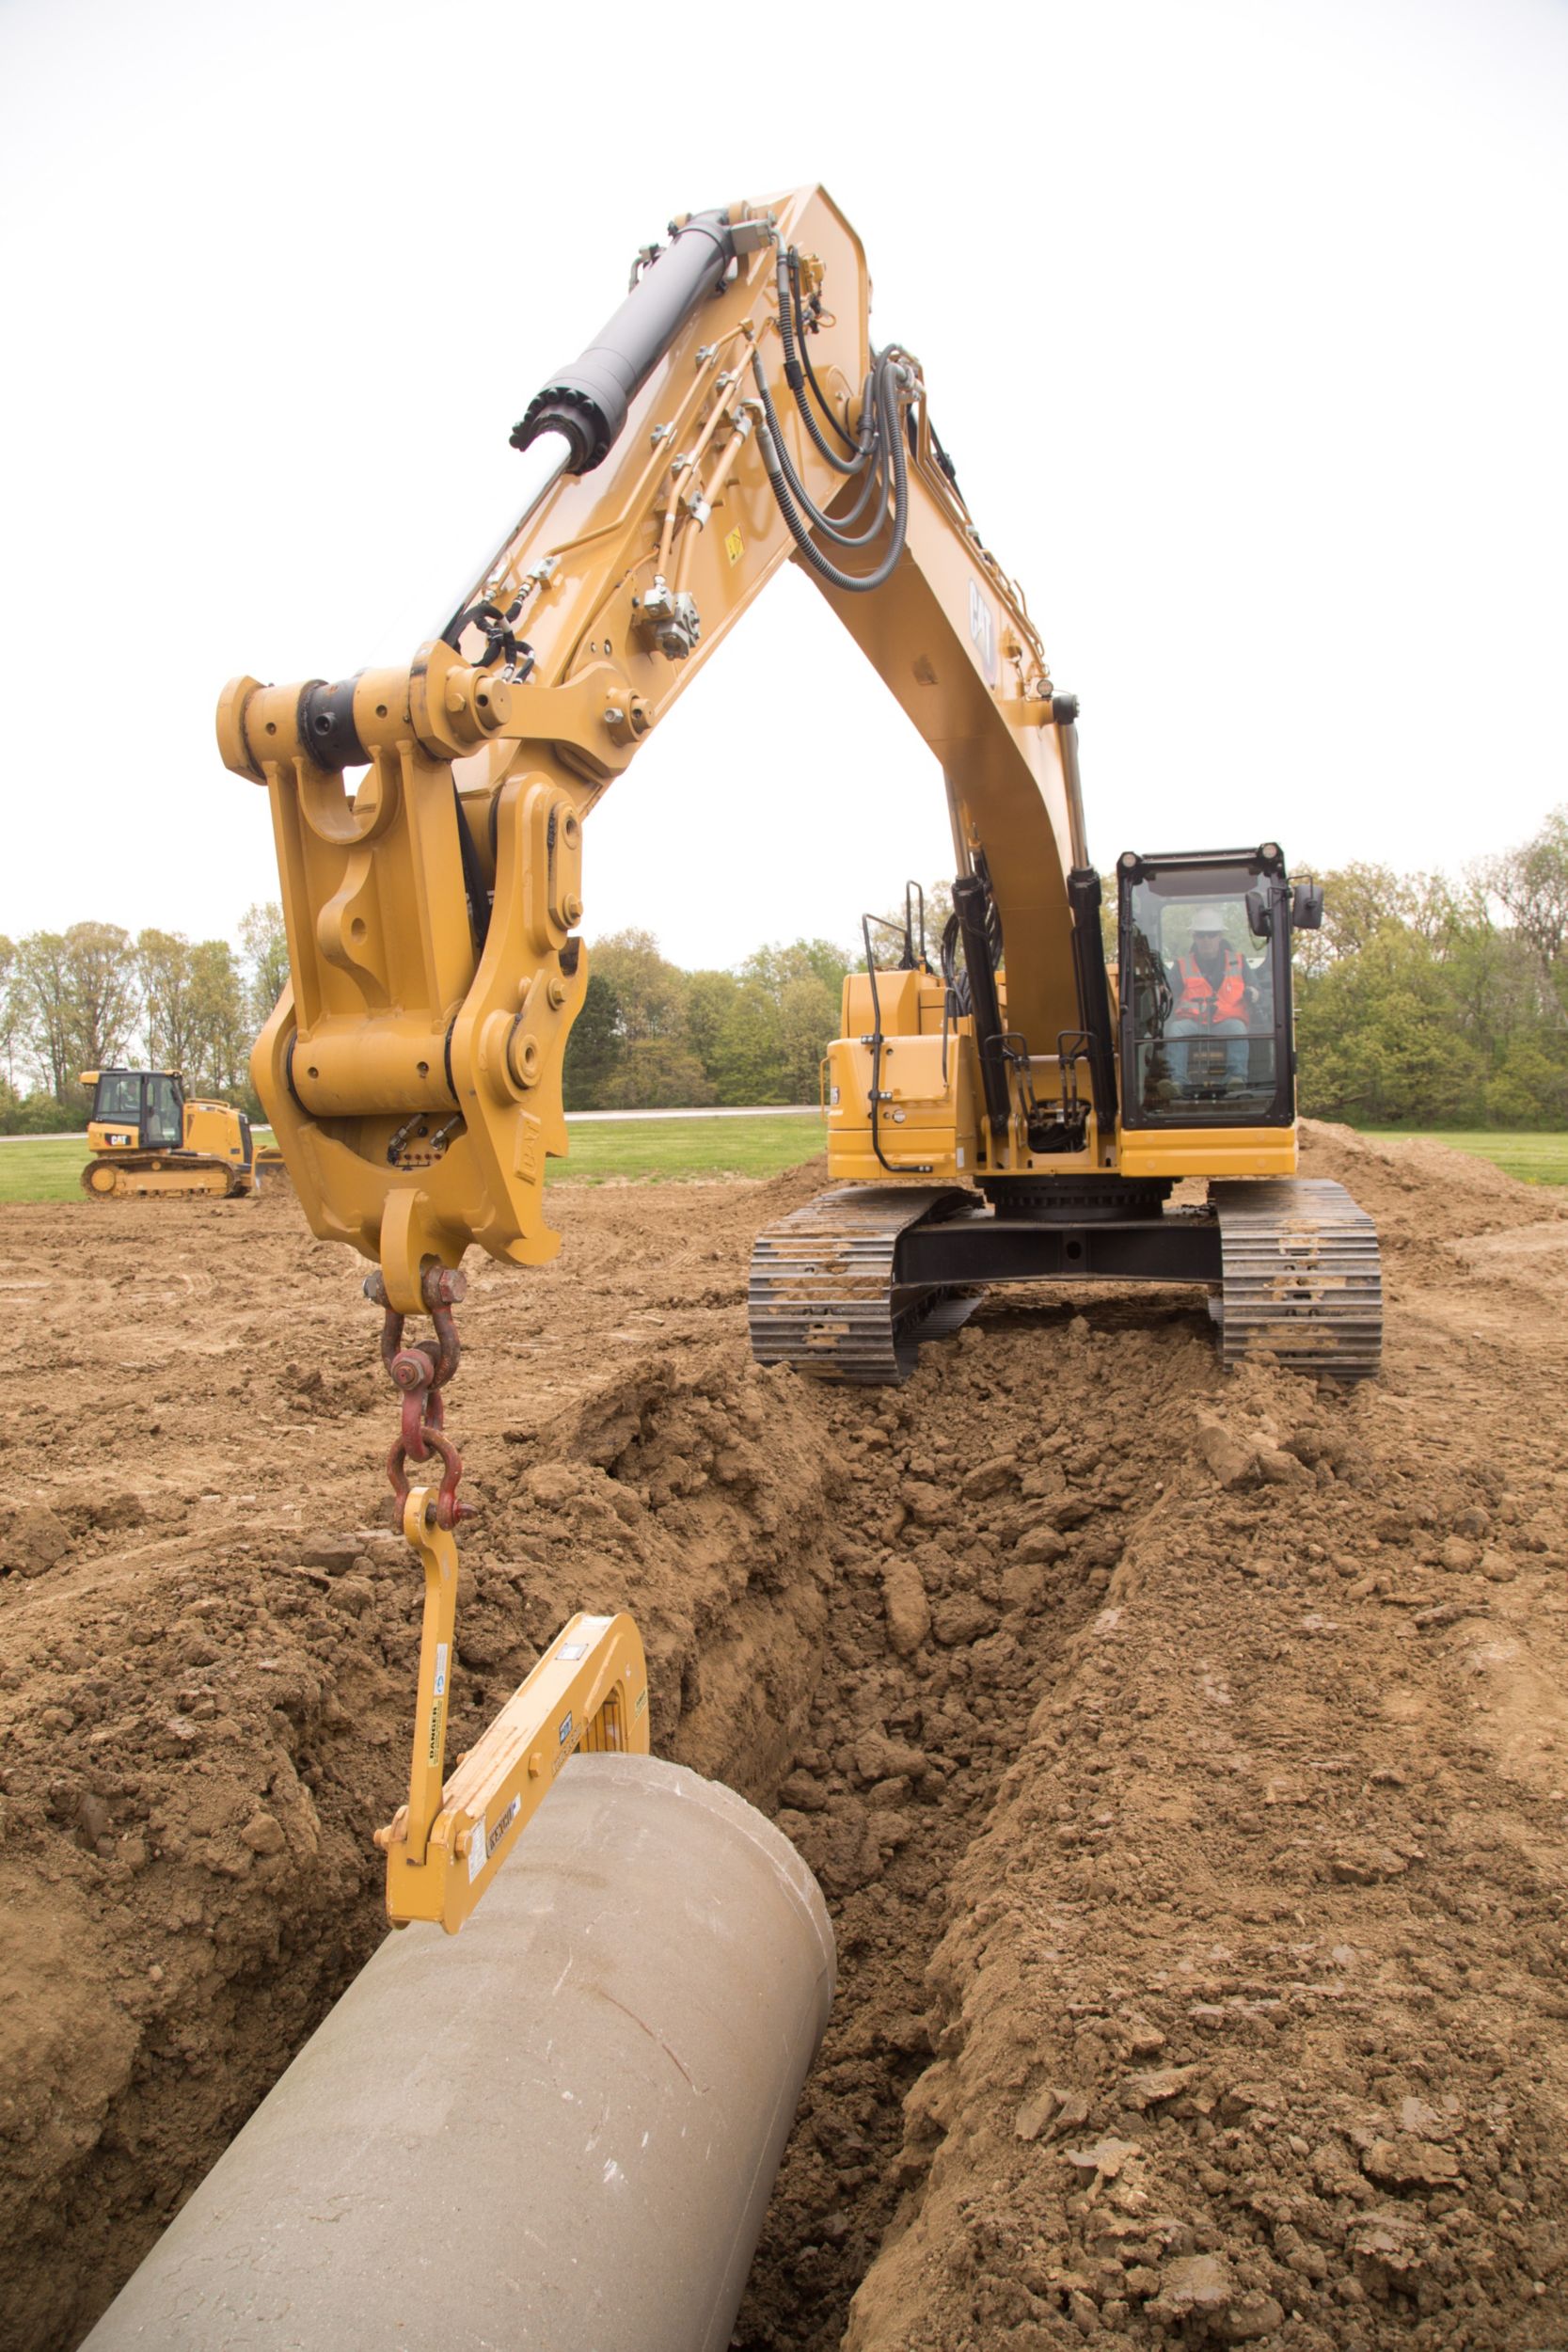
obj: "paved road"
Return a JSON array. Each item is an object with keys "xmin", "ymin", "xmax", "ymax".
[{"xmin": 1, "ymin": 1105, "xmax": 820, "ymax": 1142}]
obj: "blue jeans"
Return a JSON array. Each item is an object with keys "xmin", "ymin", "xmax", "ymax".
[{"xmin": 1165, "ymin": 1016, "xmax": 1247, "ymax": 1087}]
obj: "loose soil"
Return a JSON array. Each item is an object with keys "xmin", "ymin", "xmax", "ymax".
[{"xmin": 1, "ymin": 1121, "xmax": 1565, "ymax": 2351}]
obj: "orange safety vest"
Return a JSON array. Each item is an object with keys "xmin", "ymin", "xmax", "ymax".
[{"xmin": 1175, "ymin": 948, "xmax": 1245, "ymax": 1026}]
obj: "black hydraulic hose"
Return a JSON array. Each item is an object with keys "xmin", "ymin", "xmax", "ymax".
[
  {"xmin": 1067, "ymin": 864, "xmax": 1119, "ymax": 1131},
  {"xmin": 778, "ymin": 253, "xmax": 865, "ymax": 475},
  {"xmin": 942, "ymin": 911, "xmax": 972, "ymax": 1015},
  {"xmin": 953, "ymin": 873, "xmax": 1011, "ymax": 1134},
  {"xmin": 782, "ymin": 365, "xmax": 887, "ymax": 537},
  {"xmin": 757, "ymin": 414, "xmax": 904, "ymax": 593},
  {"xmin": 788, "ymin": 248, "xmax": 862, "ymax": 453},
  {"xmin": 451, "ymin": 782, "xmax": 493, "ymax": 956},
  {"xmin": 861, "ymin": 914, "xmax": 932, "ymax": 1176},
  {"xmin": 750, "ymin": 352, "xmax": 894, "ymax": 550},
  {"xmin": 815, "ymin": 427, "xmax": 888, "ymax": 535},
  {"xmin": 754, "ymin": 358, "xmax": 911, "ymax": 592}
]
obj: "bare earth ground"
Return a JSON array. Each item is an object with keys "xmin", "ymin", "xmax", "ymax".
[{"xmin": 1, "ymin": 1122, "xmax": 1565, "ymax": 2351}]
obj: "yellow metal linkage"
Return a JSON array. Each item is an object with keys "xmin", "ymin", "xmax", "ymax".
[{"xmin": 376, "ymin": 1484, "xmax": 649, "ymax": 1932}]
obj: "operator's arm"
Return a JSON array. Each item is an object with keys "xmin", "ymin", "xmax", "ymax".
[{"xmin": 217, "ymin": 187, "xmax": 1085, "ymax": 1312}]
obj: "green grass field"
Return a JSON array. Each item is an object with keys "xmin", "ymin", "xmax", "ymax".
[
  {"xmin": 7, "ymin": 1118, "xmax": 1562, "ymax": 1206},
  {"xmin": 1358, "ymin": 1129, "xmax": 1568, "ymax": 1186},
  {"xmin": 0, "ymin": 1138, "xmax": 98, "ymax": 1202},
  {"xmin": 0, "ymin": 1115, "xmax": 826, "ymax": 1205},
  {"xmin": 556, "ymin": 1113, "xmax": 823, "ymax": 1184}
]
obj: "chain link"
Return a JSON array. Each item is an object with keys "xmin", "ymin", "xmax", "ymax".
[{"xmin": 365, "ymin": 1265, "xmax": 477, "ymax": 1531}]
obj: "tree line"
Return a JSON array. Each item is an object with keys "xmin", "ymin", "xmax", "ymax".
[
  {"xmin": 4, "ymin": 806, "xmax": 1564, "ymax": 1132},
  {"xmin": 1294, "ymin": 806, "xmax": 1568, "ymax": 1126},
  {"xmin": 567, "ymin": 807, "xmax": 1568, "ymax": 1128},
  {"xmin": 0, "ymin": 907, "xmax": 854, "ymax": 1127},
  {"xmin": 562, "ymin": 931, "xmax": 852, "ymax": 1110},
  {"xmin": 0, "ymin": 910, "xmax": 289, "ymax": 1131}
]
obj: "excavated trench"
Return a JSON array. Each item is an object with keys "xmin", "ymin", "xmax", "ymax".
[{"xmin": 2, "ymin": 1126, "xmax": 1568, "ymax": 2350}]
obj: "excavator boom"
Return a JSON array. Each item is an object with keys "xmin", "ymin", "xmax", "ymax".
[{"xmin": 217, "ymin": 186, "xmax": 1092, "ymax": 1313}]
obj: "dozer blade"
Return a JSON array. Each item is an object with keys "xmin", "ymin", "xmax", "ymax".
[
  {"xmin": 1211, "ymin": 1177, "xmax": 1383, "ymax": 1381},
  {"xmin": 748, "ymin": 1184, "xmax": 981, "ymax": 1384}
]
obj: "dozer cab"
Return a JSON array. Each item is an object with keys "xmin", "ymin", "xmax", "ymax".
[{"xmin": 79, "ymin": 1067, "xmax": 256, "ymax": 1198}]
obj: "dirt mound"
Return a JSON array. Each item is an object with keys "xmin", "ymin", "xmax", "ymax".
[
  {"xmin": 1301, "ymin": 1120, "xmax": 1567, "ymax": 1259},
  {"xmin": 0, "ymin": 1139, "xmax": 1565, "ymax": 2350}
]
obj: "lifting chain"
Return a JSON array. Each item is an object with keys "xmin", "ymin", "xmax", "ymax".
[{"xmin": 364, "ymin": 1263, "xmax": 478, "ymax": 1532}]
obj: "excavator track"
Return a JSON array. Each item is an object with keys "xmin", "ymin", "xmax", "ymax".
[
  {"xmin": 1211, "ymin": 1177, "xmax": 1382, "ymax": 1381},
  {"xmin": 748, "ymin": 1185, "xmax": 980, "ymax": 1384}
]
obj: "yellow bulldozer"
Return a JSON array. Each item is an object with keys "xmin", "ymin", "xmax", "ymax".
[{"xmin": 79, "ymin": 1066, "xmax": 257, "ymax": 1197}]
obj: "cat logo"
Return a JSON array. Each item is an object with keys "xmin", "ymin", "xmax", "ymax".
[{"xmin": 968, "ymin": 579, "xmax": 999, "ymax": 687}]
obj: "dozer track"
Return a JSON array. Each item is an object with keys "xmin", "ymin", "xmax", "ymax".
[
  {"xmin": 748, "ymin": 1185, "xmax": 981, "ymax": 1384},
  {"xmin": 1211, "ymin": 1177, "xmax": 1382, "ymax": 1380},
  {"xmin": 81, "ymin": 1153, "xmax": 252, "ymax": 1200}
]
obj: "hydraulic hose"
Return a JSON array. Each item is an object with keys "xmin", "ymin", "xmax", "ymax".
[
  {"xmin": 751, "ymin": 353, "xmax": 894, "ymax": 550},
  {"xmin": 777, "ymin": 252, "xmax": 866, "ymax": 475},
  {"xmin": 954, "ymin": 872, "xmax": 1011, "ymax": 1134},
  {"xmin": 433, "ymin": 426, "xmax": 574, "ymax": 649},
  {"xmin": 942, "ymin": 910, "xmax": 972, "ymax": 1016},
  {"xmin": 754, "ymin": 353, "xmax": 911, "ymax": 593},
  {"xmin": 787, "ymin": 248, "xmax": 862, "ymax": 453}
]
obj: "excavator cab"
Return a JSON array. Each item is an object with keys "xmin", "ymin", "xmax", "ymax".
[{"xmin": 1117, "ymin": 846, "xmax": 1319, "ymax": 1127}]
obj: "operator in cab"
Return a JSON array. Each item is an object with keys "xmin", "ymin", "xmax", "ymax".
[{"xmin": 1165, "ymin": 905, "xmax": 1255, "ymax": 1090}]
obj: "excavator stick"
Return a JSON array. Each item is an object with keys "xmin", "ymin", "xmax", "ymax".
[{"xmin": 376, "ymin": 1481, "xmax": 649, "ymax": 1932}]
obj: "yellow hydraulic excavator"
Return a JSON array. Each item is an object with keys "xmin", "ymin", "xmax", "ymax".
[{"xmin": 216, "ymin": 185, "xmax": 1382, "ymax": 1938}]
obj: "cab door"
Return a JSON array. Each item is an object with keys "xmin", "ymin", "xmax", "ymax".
[
  {"xmin": 1116, "ymin": 849, "xmax": 1297, "ymax": 1129},
  {"xmin": 142, "ymin": 1074, "xmax": 184, "ymax": 1148}
]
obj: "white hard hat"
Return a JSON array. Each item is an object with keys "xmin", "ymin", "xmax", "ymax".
[{"xmin": 1191, "ymin": 906, "xmax": 1227, "ymax": 931}]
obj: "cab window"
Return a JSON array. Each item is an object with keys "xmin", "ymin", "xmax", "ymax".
[
  {"xmin": 1122, "ymin": 867, "xmax": 1279, "ymax": 1122},
  {"xmin": 144, "ymin": 1075, "xmax": 182, "ymax": 1147},
  {"xmin": 97, "ymin": 1073, "xmax": 141, "ymax": 1123}
]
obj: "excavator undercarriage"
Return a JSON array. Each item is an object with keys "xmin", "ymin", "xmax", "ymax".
[{"xmin": 750, "ymin": 1174, "xmax": 1383, "ymax": 1384}]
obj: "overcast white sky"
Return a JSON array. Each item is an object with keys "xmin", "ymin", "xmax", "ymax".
[{"xmin": 1, "ymin": 0, "xmax": 1563, "ymax": 969}]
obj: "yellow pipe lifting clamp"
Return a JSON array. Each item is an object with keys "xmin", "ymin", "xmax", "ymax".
[{"xmin": 376, "ymin": 1483, "xmax": 650, "ymax": 1932}]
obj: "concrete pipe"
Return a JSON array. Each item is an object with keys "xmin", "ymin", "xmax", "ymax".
[{"xmin": 84, "ymin": 1754, "xmax": 835, "ymax": 2352}]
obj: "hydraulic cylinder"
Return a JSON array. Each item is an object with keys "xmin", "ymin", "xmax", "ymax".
[
  {"xmin": 82, "ymin": 1755, "xmax": 835, "ymax": 2352},
  {"xmin": 514, "ymin": 211, "xmax": 736, "ymax": 472}
]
